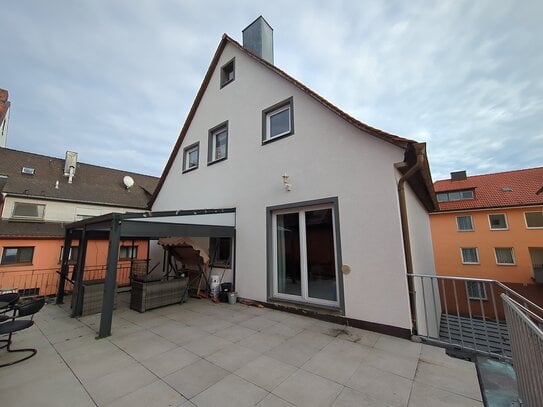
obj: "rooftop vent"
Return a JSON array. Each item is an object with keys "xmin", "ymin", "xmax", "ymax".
[
  {"xmin": 502, "ymin": 187, "xmax": 513, "ymax": 192},
  {"xmin": 242, "ymin": 16, "xmax": 274, "ymax": 64},
  {"xmin": 450, "ymin": 170, "xmax": 467, "ymax": 181},
  {"xmin": 21, "ymin": 167, "xmax": 35, "ymax": 175}
]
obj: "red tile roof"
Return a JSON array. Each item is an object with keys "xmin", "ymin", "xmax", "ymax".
[{"xmin": 434, "ymin": 167, "xmax": 543, "ymax": 211}]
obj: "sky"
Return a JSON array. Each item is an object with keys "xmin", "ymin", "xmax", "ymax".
[{"xmin": 1, "ymin": 0, "xmax": 542, "ymax": 181}]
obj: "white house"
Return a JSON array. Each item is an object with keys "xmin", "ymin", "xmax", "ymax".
[{"xmin": 150, "ymin": 17, "xmax": 437, "ymax": 337}]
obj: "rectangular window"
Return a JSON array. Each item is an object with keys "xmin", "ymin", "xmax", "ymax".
[
  {"xmin": 262, "ymin": 97, "xmax": 294, "ymax": 143},
  {"xmin": 495, "ymin": 248, "xmax": 515, "ymax": 265},
  {"xmin": 12, "ymin": 202, "xmax": 45, "ymax": 219},
  {"xmin": 182, "ymin": 142, "xmax": 199, "ymax": 173},
  {"xmin": 207, "ymin": 122, "xmax": 228, "ymax": 164},
  {"xmin": 220, "ymin": 58, "xmax": 235, "ymax": 88},
  {"xmin": 209, "ymin": 237, "xmax": 231, "ymax": 267},
  {"xmin": 1, "ymin": 247, "xmax": 34, "ymax": 265},
  {"xmin": 272, "ymin": 204, "xmax": 339, "ymax": 306},
  {"xmin": 120, "ymin": 246, "xmax": 138, "ymax": 260},
  {"xmin": 436, "ymin": 190, "xmax": 474, "ymax": 202},
  {"xmin": 456, "ymin": 215, "xmax": 473, "ymax": 231},
  {"xmin": 461, "ymin": 248, "xmax": 479, "ymax": 264},
  {"xmin": 489, "ymin": 213, "xmax": 508, "ymax": 230},
  {"xmin": 59, "ymin": 246, "xmax": 80, "ymax": 263},
  {"xmin": 467, "ymin": 281, "xmax": 487, "ymax": 300},
  {"xmin": 525, "ymin": 211, "xmax": 543, "ymax": 228}
]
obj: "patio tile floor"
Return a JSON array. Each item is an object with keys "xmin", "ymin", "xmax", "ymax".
[{"xmin": 0, "ymin": 293, "xmax": 483, "ymax": 406}]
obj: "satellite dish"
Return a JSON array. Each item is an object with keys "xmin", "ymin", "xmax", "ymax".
[{"xmin": 123, "ymin": 175, "xmax": 135, "ymax": 189}]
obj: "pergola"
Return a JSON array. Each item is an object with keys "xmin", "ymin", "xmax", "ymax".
[{"xmin": 56, "ymin": 209, "xmax": 236, "ymax": 337}]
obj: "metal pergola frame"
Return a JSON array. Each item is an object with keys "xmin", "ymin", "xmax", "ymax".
[{"xmin": 56, "ymin": 208, "xmax": 236, "ymax": 337}]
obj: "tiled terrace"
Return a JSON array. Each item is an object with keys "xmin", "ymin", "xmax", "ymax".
[{"xmin": 1, "ymin": 293, "xmax": 483, "ymax": 406}]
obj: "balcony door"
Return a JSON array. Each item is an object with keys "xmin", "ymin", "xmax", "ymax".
[{"xmin": 272, "ymin": 205, "xmax": 339, "ymax": 307}]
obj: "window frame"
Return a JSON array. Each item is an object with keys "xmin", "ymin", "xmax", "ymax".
[
  {"xmin": 59, "ymin": 246, "xmax": 80, "ymax": 264},
  {"xmin": 461, "ymin": 247, "xmax": 479, "ymax": 264},
  {"xmin": 436, "ymin": 190, "xmax": 474, "ymax": 202},
  {"xmin": 467, "ymin": 281, "xmax": 487, "ymax": 300},
  {"xmin": 207, "ymin": 121, "xmax": 228, "ymax": 165},
  {"xmin": 488, "ymin": 213, "xmax": 508, "ymax": 230},
  {"xmin": 182, "ymin": 142, "xmax": 200, "ymax": 173},
  {"xmin": 11, "ymin": 202, "xmax": 45, "ymax": 220},
  {"xmin": 494, "ymin": 247, "xmax": 516, "ymax": 265},
  {"xmin": 525, "ymin": 211, "xmax": 543, "ymax": 229},
  {"xmin": 209, "ymin": 237, "xmax": 232, "ymax": 267},
  {"xmin": 262, "ymin": 97, "xmax": 294, "ymax": 144},
  {"xmin": 220, "ymin": 58, "xmax": 235, "ymax": 88},
  {"xmin": 119, "ymin": 245, "xmax": 138, "ymax": 260},
  {"xmin": 456, "ymin": 215, "xmax": 474, "ymax": 232},
  {"xmin": 1, "ymin": 246, "xmax": 35, "ymax": 266}
]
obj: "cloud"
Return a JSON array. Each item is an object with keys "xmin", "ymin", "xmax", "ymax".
[{"xmin": 1, "ymin": 0, "xmax": 542, "ymax": 182}]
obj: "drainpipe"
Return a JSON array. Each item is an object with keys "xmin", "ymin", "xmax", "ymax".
[{"xmin": 395, "ymin": 144, "xmax": 426, "ymax": 335}]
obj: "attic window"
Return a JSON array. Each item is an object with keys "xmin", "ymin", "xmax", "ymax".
[
  {"xmin": 21, "ymin": 167, "xmax": 35, "ymax": 175},
  {"xmin": 436, "ymin": 189, "xmax": 474, "ymax": 202},
  {"xmin": 220, "ymin": 58, "xmax": 235, "ymax": 88},
  {"xmin": 262, "ymin": 97, "xmax": 294, "ymax": 144},
  {"xmin": 182, "ymin": 142, "xmax": 200, "ymax": 173}
]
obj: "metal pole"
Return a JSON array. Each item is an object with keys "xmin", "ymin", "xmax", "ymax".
[
  {"xmin": 56, "ymin": 230, "xmax": 73, "ymax": 304},
  {"xmin": 98, "ymin": 215, "xmax": 121, "ymax": 338},
  {"xmin": 72, "ymin": 228, "xmax": 88, "ymax": 317}
]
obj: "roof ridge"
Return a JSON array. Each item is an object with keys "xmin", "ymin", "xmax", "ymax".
[{"xmin": 435, "ymin": 166, "xmax": 543, "ymax": 183}]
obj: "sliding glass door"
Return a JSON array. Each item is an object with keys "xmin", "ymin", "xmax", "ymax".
[{"xmin": 273, "ymin": 205, "xmax": 339, "ymax": 307}]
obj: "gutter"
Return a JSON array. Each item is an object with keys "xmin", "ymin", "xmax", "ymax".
[{"xmin": 395, "ymin": 143, "xmax": 426, "ymax": 335}]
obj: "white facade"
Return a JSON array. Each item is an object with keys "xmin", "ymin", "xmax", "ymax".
[{"xmin": 152, "ymin": 40, "xmax": 435, "ymax": 331}]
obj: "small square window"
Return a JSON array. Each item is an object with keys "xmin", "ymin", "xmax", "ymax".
[
  {"xmin": 262, "ymin": 97, "xmax": 294, "ymax": 143},
  {"xmin": 120, "ymin": 246, "xmax": 138, "ymax": 260},
  {"xmin": 220, "ymin": 58, "xmax": 235, "ymax": 88},
  {"xmin": 461, "ymin": 248, "xmax": 479, "ymax": 264},
  {"xmin": 495, "ymin": 248, "xmax": 515, "ymax": 265},
  {"xmin": 489, "ymin": 214, "xmax": 508, "ymax": 230},
  {"xmin": 467, "ymin": 281, "xmax": 487, "ymax": 300},
  {"xmin": 525, "ymin": 211, "xmax": 543, "ymax": 228},
  {"xmin": 456, "ymin": 216, "xmax": 473, "ymax": 231},
  {"xmin": 208, "ymin": 122, "xmax": 228, "ymax": 165},
  {"xmin": 182, "ymin": 142, "xmax": 199, "ymax": 173}
]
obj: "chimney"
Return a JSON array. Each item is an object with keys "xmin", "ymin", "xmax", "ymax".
[
  {"xmin": 64, "ymin": 151, "xmax": 78, "ymax": 183},
  {"xmin": 0, "ymin": 88, "xmax": 10, "ymax": 148},
  {"xmin": 450, "ymin": 170, "xmax": 467, "ymax": 181},
  {"xmin": 242, "ymin": 16, "xmax": 274, "ymax": 64}
]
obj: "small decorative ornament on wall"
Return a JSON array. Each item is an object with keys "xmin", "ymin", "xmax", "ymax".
[{"xmin": 282, "ymin": 173, "xmax": 292, "ymax": 191}]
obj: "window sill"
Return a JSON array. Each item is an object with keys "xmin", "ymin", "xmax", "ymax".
[
  {"xmin": 207, "ymin": 157, "xmax": 227, "ymax": 167},
  {"xmin": 182, "ymin": 166, "xmax": 198, "ymax": 174},
  {"xmin": 220, "ymin": 78, "xmax": 234, "ymax": 89},
  {"xmin": 489, "ymin": 228, "xmax": 509, "ymax": 231},
  {"xmin": 461, "ymin": 262, "xmax": 480, "ymax": 265},
  {"xmin": 496, "ymin": 263, "xmax": 516, "ymax": 266},
  {"xmin": 262, "ymin": 132, "xmax": 294, "ymax": 145},
  {"xmin": 0, "ymin": 263, "xmax": 34, "ymax": 267}
]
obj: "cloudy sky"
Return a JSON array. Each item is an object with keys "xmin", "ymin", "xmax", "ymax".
[{"xmin": 2, "ymin": 0, "xmax": 541, "ymax": 180}]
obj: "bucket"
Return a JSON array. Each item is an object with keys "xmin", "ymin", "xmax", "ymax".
[{"xmin": 228, "ymin": 291, "xmax": 238, "ymax": 305}]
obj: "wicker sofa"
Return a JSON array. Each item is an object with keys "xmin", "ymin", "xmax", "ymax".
[
  {"xmin": 80, "ymin": 279, "xmax": 117, "ymax": 316},
  {"xmin": 130, "ymin": 277, "xmax": 188, "ymax": 313}
]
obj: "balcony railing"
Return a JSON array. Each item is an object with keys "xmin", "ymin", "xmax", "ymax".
[
  {"xmin": 0, "ymin": 263, "xmax": 134, "ymax": 298},
  {"xmin": 408, "ymin": 274, "xmax": 543, "ymax": 361},
  {"xmin": 502, "ymin": 294, "xmax": 543, "ymax": 407}
]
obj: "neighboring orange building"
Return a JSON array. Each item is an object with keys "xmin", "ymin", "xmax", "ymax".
[
  {"xmin": 0, "ymin": 147, "xmax": 158, "ymax": 296},
  {"xmin": 430, "ymin": 168, "xmax": 543, "ymax": 306}
]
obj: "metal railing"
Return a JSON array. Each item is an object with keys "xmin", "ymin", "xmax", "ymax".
[
  {"xmin": 502, "ymin": 294, "xmax": 543, "ymax": 407},
  {"xmin": 0, "ymin": 263, "xmax": 134, "ymax": 298},
  {"xmin": 408, "ymin": 274, "xmax": 543, "ymax": 361}
]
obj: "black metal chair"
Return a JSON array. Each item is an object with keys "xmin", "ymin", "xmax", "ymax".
[
  {"xmin": 0, "ymin": 298, "xmax": 45, "ymax": 368},
  {"xmin": 0, "ymin": 293, "xmax": 20, "ymax": 348}
]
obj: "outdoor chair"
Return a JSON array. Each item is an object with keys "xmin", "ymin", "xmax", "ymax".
[{"xmin": 0, "ymin": 297, "xmax": 45, "ymax": 368}]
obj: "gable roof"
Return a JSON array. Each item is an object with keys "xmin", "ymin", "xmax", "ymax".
[
  {"xmin": 0, "ymin": 148, "xmax": 159, "ymax": 209},
  {"xmin": 434, "ymin": 167, "xmax": 543, "ymax": 211},
  {"xmin": 0, "ymin": 88, "xmax": 10, "ymax": 125},
  {"xmin": 150, "ymin": 34, "xmax": 433, "ymax": 207}
]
